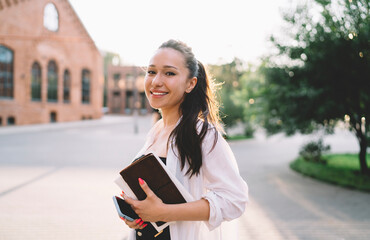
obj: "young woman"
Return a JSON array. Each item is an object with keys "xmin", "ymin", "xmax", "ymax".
[{"xmin": 120, "ymin": 40, "xmax": 248, "ymax": 240}]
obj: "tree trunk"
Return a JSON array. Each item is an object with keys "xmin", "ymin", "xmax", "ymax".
[
  {"xmin": 359, "ymin": 135, "xmax": 369, "ymax": 174},
  {"xmin": 355, "ymin": 126, "xmax": 369, "ymax": 174}
]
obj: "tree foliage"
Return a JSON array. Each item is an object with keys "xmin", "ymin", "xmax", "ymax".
[
  {"xmin": 263, "ymin": 0, "xmax": 370, "ymax": 173},
  {"xmin": 209, "ymin": 59, "xmax": 245, "ymax": 132},
  {"xmin": 232, "ymin": 64, "xmax": 267, "ymax": 137},
  {"xmin": 210, "ymin": 59, "xmax": 266, "ymax": 137}
]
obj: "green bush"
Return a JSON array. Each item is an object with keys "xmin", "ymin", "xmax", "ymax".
[{"xmin": 299, "ymin": 139, "xmax": 330, "ymax": 164}]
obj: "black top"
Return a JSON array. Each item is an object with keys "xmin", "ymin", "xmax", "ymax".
[
  {"xmin": 159, "ymin": 156, "xmax": 166, "ymax": 165},
  {"xmin": 136, "ymin": 156, "xmax": 170, "ymax": 240}
]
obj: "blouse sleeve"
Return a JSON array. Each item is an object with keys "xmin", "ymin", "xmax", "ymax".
[{"xmin": 201, "ymin": 129, "xmax": 249, "ymax": 230}]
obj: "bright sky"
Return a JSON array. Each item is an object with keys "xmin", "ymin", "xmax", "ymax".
[{"xmin": 69, "ymin": 0, "xmax": 292, "ymax": 66}]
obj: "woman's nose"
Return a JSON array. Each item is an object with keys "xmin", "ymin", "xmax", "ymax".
[{"xmin": 151, "ymin": 74, "xmax": 163, "ymax": 86}]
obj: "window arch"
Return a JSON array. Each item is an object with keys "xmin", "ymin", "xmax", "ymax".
[
  {"xmin": 81, "ymin": 69, "xmax": 90, "ymax": 104},
  {"xmin": 43, "ymin": 3, "xmax": 59, "ymax": 32},
  {"xmin": 47, "ymin": 60, "xmax": 58, "ymax": 102},
  {"xmin": 63, "ymin": 69, "xmax": 71, "ymax": 103},
  {"xmin": 0, "ymin": 45, "xmax": 14, "ymax": 98},
  {"xmin": 31, "ymin": 62, "xmax": 42, "ymax": 101}
]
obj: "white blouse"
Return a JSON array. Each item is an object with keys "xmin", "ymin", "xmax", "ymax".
[{"xmin": 128, "ymin": 119, "xmax": 249, "ymax": 240}]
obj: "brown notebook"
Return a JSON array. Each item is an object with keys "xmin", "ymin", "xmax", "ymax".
[
  {"xmin": 119, "ymin": 153, "xmax": 186, "ymax": 204},
  {"xmin": 118, "ymin": 153, "xmax": 187, "ymax": 227}
]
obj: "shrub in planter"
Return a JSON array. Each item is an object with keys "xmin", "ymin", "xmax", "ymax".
[{"xmin": 299, "ymin": 139, "xmax": 331, "ymax": 164}]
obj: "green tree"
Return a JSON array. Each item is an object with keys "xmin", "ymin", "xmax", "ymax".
[
  {"xmin": 263, "ymin": 0, "xmax": 370, "ymax": 173},
  {"xmin": 232, "ymin": 64, "xmax": 267, "ymax": 137},
  {"xmin": 209, "ymin": 58, "xmax": 245, "ymax": 133}
]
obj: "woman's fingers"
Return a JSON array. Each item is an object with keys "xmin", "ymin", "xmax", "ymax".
[
  {"xmin": 138, "ymin": 178, "xmax": 155, "ymax": 199},
  {"xmin": 120, "ymin": 217, "xmax": 146, "ymax": 229},
  {"xmin": 135, "ymin": 218, "xmax": 147, "ymax": 229},
  {"xmin": 119, "ymin": 181, "xmax": 164, "ymax": 223},
  {"xmin": 121, "ymin": 191, "xmax": 135, "ymax": 207}
]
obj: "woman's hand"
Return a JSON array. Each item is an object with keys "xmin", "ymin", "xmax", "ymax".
[
  {"xmin": 119, "ymin": 177, "xmax": 210, "ymax": 227},
  {"xmin": 119, "ymin": 215, "xmax": 147, "ymax": 230},
  {"xmin": 118, "ymin": 189, "xmax": 148, "ymax": 230},
  {"xmin": 123, "ymin": 178, "xmax": 167, "ymax": 222}
]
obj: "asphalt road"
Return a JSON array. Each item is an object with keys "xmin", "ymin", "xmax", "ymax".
[{"xmin": 0, "ymin": 115, "xmax": 369, "ymax": 240}]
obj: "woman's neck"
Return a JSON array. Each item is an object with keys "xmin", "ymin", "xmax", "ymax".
[{"xmin": 161, "ymin": 108, "xmax": 181, "ymax": 129}]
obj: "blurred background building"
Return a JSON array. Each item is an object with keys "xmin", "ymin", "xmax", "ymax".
[
  {"xmin": 106, "ymin": 65, "xmax": 150, "ymax": 115},
  {"xmin": 0, "ymin": 0, "xmax": 103, "ymax": 126}
]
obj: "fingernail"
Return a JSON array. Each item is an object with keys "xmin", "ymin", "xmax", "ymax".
[
  {"xmin": 138, "ymin": 178, "xmax": 144, "ymax": 185},
  {"xmin": 139, "ymin": 221, "xmax": 144, "ymax": 226},
  {"xmin": 122, "ymin": 190, "xmax": 125, "ymax": 194},
  {"xmin": 135, "ymin": 219, "xmax": 141, "ymax": 224},
  {"xmin": 142, "ymin": 223, "xmax": 147, "ymax": 228}
]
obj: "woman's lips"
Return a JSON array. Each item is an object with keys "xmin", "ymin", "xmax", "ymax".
[{"xmin": 151, "ymin": 91, "xmax": 168, "ymax": 97}]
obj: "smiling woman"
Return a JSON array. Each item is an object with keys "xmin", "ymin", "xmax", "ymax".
[
  {"xmin": 145, "ymin": 48, "xmax": 197, "ymax": 116},
  {"xmin": 117, "ymin": 40, "xmax": 249, "ymax": 240}
]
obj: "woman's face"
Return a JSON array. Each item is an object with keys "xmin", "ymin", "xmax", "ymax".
[{"xmin": 144, "ymin": 48, "xmax": 197, "ymax": 113}]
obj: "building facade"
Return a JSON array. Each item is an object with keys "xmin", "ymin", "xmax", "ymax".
[
  {"xmin": 0, "ymin": 0, "xmax": 103, "ymax": 126},
  {"xmin": 107, "ymin": 65, "xmax": 151, "ymax": 115}
]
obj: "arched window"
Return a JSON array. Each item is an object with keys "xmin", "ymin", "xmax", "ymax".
[
  {"xmin": 47, "ymin": 60, "xmax": 58, "ymax": 102},
  {"xmin": 50, "ymin": 111, "xmax": 57, "ymax": 123},
  {"xmin": 125, "ymin": 90, "xmax": 133, "ymax": 114},
  {"xmin": 0, "ymin": 45, "xmax": 14, "ymax": 98},
  {"xmin": 31, "ymin": 62, "xmax": 42, "ymax": 101},
  {"xmin": 7, "ymin": 116, "xmax": 15, "ymax": 125},
  {"xmin": 43, "ymin": 3, "xmax": 59, "ymax": 32},
  {"xmin": 63, "ymin": 69, "xmax": 70, "ymax": 103},
  {"xmin": 140, "ymin": 92, "xmax": 147, "ymax": 114},
  {"xmin": 81, "ymin": 69, "xmax": 90, "ymax": 104}
]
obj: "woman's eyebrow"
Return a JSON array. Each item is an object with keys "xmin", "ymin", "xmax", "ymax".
[
  {"xmin": 163, "ymin": 65, "xmax": 178, "ymax": 70},
  {"xmin": 148, "ymin": 64, "xmax": 178, "ymax": 70}
]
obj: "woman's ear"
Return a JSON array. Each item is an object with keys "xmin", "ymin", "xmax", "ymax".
[{"xmin": 186, "ymin": 77, "xmax": 197, "ymax": 93}]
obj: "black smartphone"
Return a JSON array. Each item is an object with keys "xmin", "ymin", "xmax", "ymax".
[{"xmin": 112, "ymin": 196, "xmax": 139, "ymax": 221}]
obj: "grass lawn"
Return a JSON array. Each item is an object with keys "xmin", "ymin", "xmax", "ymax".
[
  {"xmin": 290, "ymin": 153, "xmax": 370, "ymax": 192},
  {"xmin": 225, "ymin": 134, "xmax": 253, "ymax": 141}
]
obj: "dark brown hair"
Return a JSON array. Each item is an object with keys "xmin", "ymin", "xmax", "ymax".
[{"xmin": 159, "ymin": 39, "xmax": 222, "ymax": 177}]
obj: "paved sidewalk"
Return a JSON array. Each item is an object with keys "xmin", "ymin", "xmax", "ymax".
[
  {"xmin": 0, "ymin": 115, "xmax": 369, "ymax": 240},
  {"xmin": 234, "ymin": 130, "xmax": 370, "ymax": 240},
  {"xmin": 0, "ymin": 115, "xmax": 151, "ymax": 240}
]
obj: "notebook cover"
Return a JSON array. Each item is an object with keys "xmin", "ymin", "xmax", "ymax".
[
  {"xmin": 119, "ymin": 153, "xmax": 187, "ymax": 227},
  {"xmin": 119, "ymin": 153, "xmax": 186, "ymax": 204},
  {"xmin": 115, "ymin": 153, "xmax": 195, "ymax": 232}
]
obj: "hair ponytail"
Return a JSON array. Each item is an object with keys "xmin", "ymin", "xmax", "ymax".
[{"xmin": 159, "ymin": 40, "xmax": 222, "ymax": 177}]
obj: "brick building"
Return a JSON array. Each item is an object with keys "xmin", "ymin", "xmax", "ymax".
[
  {"xmin": 107, "ymin": 65, "xmax": 151, "ymax": 115},
  {"xmin": 0, "ymin": 0, "xmax": 103, "ymax": 126}
]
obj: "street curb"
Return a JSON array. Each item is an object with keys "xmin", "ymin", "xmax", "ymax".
[{"xmin": 0, "ymin": 115, "xmax": 144, "ymax": 135}]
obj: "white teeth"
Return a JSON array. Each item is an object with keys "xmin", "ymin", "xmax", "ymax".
[{"xmin": 152, "ymin": 92, "xmax": 167, "ymax": 96}]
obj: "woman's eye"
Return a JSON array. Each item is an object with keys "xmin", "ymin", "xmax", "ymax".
[
  {"xmin": 166, "ymin": 72, "xmax": 176, "ymax": 76},
  {"xmin": 147, "ymin": 70, "xmax": 156, "ymax": 75}
]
